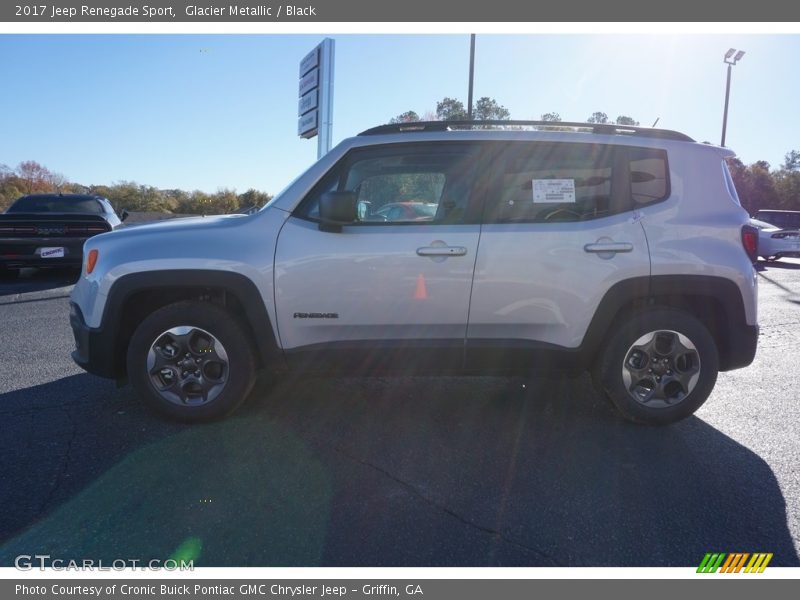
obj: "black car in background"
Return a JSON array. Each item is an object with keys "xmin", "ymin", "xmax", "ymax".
[{"xmin": 0, "ymin": 193, "xmax": 126, "ymax": 277}]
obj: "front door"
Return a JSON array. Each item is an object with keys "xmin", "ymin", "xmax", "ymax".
[{"xmin": 274, "ymin": 142, "xmax": 486, "ymax": 373}]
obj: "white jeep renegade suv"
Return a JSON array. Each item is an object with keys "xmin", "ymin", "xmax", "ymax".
[{"xmin": 69, "ymin": 121, "xmax": 759, "ymax": 425}]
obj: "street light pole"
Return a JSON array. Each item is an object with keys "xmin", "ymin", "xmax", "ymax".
[
  {"xmin": 721, "ymin": 63, "xmax": 732, "ymax": 147},
  {"xmin": 721, "ymin": 48, "xmax": 745, "ymax": 147},
  {"xmin": 467, "ymin": 34, "xmax": 475, "ymax": 121}
]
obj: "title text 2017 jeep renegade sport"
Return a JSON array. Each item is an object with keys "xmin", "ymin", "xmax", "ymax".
[{"xmin": 69, "ymin": 121, "xmax": 759, "ymax": 425}]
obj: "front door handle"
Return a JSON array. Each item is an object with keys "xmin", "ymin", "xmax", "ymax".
[
  {"xmin": 584, "ymin": 242, "xmax": 633, "ymax": 254},
  {"xmin": 417, "ymin": 246, "xmax": 468, "ymax": 257}
]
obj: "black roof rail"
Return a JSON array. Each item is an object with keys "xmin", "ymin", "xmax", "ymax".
[{"xmin": 358, "ymin": 120, "xmax": 695, "ymax": 142}]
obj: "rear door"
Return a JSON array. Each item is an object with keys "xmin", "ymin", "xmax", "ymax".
[
  {"xmin": 274, "ymin": 142, "xmax": 488, "ymax": 373},
  {"xmin": 466, "ymin": 141, "xmax": 658, "ymax": 370}
]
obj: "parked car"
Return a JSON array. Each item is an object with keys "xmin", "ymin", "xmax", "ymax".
[
  {"xmin": 69, "ymin": 121, "xmax": 758, "ymax": 425},
  {"xmin": 0, "ymin": 193, "xmax": 126, "ymax": 277},
  {"xmin": 750, "ymin": 217, "xmax": 800, "ymax": 261},
  {"xmin": 371, "ymin": 201, "xmax": 438, "ymax": 222},
  {"xmin": 755, "ymin": 209, "xmax": 800, "ymax": 230}
]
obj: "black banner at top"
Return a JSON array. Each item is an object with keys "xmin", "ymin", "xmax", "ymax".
[{"xmin": 3, "ymin": 0, "xmax": 800, "ymax": 22}]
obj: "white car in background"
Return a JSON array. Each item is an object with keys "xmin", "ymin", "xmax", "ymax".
[{"xmin": 750, "ymin": 218, "xmax": 800, "ymax": 261}]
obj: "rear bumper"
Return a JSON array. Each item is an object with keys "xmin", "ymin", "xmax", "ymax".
[
  {"xmin": 69, "ymin": 302, "xmax": 121, "ymax": 379},
  {"xmin": 1, "ymin": 238, "xmax": 86, "ymax": 268}
]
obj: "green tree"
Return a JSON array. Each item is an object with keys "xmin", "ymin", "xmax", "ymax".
[
  {"xmin": 539, "ymin": 112, "xmax": 562, "ymax": 122},
  {"xmin": 727, "ymin": 159, "xmax": 779, "ymax": 214},
  {"xmin": 587, "ymin": 112, "xmax": 608, "ymax": 124},
  {"xmin": 615, "ymin": 115, "xmax": 640, "ymax": 126},
  {"xmin": 473, "ymin": 97, "xmax": 510, "ymax": 120},
  {"xmin": 436, "ymin": 97, "xmax": 468, "ymax": 121},
  {"xmin": 237, "ymin": 189, "xmax": 272, "ymax": 211},
  {"xmin": 104, "ymin": 181, "xmax": 170, "ymax": 213},
  {"xmin": 782, "ymin": 150, "xmax": 800, "ymax": 172},
  {"xmin": 209, "ymin": 189, "xmax": 240, "ymax": 214},
  {"xmin": 389, "ymin": 111, "xmax": 420, "ymax": 124}
]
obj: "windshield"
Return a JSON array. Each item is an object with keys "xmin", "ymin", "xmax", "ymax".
[{"xmin": 7, "ymin": 196, "xmax": 104, "ymax": 214}]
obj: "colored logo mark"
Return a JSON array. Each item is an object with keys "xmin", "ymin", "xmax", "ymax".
[{"xmin": 697, "ymin": 552, "xmax": 773, "ymax": 573}]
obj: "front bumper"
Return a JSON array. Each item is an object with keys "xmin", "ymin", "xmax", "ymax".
[{"xmin": 69, "ymin": 302, "xmax": 122, "ymax": 379}]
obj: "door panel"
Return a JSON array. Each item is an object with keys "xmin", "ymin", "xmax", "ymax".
[
  {"xmin": 468, "ymin": 215, "xmax": 650, "ymax": 349},
  {"xmin": 275, "ymin": 218, "xmax": 479, "ymax": 350},
  {"xmin": 467, "ymin": 140, "xmax": 653, "ymax": 358}
]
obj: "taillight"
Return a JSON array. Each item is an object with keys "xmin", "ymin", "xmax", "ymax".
[
  {"xmin": 0, "ymin": 225, "xmax": 36, "ymax": 234},
  {"xmin": 741, "ymin": 225, "xmax": 758, "ymax": 262},
  {"xmin": 86, "ymin": 249, "xmax": 99, "ymax": 274},
  {"xmin": 65, "ymin": 225, "xmax": 108, "ymax": 235}
]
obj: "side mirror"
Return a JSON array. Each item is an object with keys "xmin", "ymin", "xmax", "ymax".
[
  {"xmin": 319, "ymin": 191, "xmax": 357, "ymax": 232},
  {"xmin": 120, "ymin": 209, "xmax": 129, "ymax": 222}
]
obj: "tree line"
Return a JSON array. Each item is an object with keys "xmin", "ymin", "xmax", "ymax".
[
  {"xmin": 392, "ymin": 97, "xmax": 800, "ymax": 214},
  {"xmin": 3, "ymin": 99, "xmax": 798, "ymax": 216},
  {"xmin": 0, "ymin": 161, "xmax": 272, "ymax": 215}
]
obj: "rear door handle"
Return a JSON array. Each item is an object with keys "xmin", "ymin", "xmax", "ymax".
[
  {"xmin": 584, "ymin": 242, "xmax": 633, "ymax": 254},
  {"xmin": 417, "ymin": 246, "xmax": 468, "ymax": 257}
]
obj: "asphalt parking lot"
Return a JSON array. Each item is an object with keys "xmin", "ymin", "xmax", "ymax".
[{"xmin": 0, "ymin": 263, "xmax": 799, "ymax": 567}]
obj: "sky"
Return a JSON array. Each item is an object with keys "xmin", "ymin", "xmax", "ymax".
[{"xmin": 0, "ymin": 33, "xmax": 798, "ymax": 195}]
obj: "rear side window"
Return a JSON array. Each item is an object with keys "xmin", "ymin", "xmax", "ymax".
[
  {"xmin": 8, "ymin": 196, "xmax": 104, "ymax": 214},
  {"xmin": 483, "ymin": 142, "xmax": 669, "ymax": 223}
]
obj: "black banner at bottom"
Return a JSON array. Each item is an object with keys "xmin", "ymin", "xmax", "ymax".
[{"xmin": 4, "ymin": 579, "xmax": 797, "ymax": 600}]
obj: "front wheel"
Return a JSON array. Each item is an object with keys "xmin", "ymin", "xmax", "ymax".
[
  {"xmin": 127, "ymin": 301, "xmax": 256, "ymax": 422},
  {"xmin": 594, "ymin": 308, "xmax": 719, "ymax": 425}
]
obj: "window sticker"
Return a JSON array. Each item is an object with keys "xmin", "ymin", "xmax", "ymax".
[{"xmin": 532, "ymin": 179, "xmax": 576, "ymax": 203}]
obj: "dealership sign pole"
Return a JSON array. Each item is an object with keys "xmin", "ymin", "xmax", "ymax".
[{"xmin": 298, "ymin": 38, "xmax": 335, "ymax": 159}]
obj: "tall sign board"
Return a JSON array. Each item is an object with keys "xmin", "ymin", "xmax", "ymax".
[{"xmin": 298, "ymin": 38, "xmax": 334, "ymax": 159}]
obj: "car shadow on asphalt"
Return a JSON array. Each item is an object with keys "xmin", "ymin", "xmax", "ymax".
[
  {"xmin": 757, "ymin": 267, "xmax": 800, "ymax": 306},
  {"xmin": 0, "ymin": 372, "xmax": 797, "ymax": 567},
  {"xmin": 756, "ymin": 259, "xmax": 800, "ymax": 271}
]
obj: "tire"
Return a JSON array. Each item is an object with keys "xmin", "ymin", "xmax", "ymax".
[
  {"xmin": 127, "ymin": 301, "xmax": 256, "ymax": 422},
  {"xmin": 594, "ymin": 307, "xmax": 719, "ymax": 425}
]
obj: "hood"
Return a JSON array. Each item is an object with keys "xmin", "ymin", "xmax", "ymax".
[{"xmin": 99, "ymin": 213, "xmax": 249, "ymax": 240}]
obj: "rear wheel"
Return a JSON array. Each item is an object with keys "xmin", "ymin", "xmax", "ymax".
[
  {"xmin": 594, "ymin": 308, "xmax": 719, "ymax": 425},
  {"xmin": 127, "ymin": 301, "xmax": 256, "ymax": 422}
]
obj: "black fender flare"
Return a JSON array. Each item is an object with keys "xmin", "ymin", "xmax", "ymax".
[{"xmin": 101, "ymin": 269, "xmax": 283, "ymax": 375}]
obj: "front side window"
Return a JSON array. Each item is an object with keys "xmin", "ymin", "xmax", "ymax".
[{"xmin": 297, "ymin": 144, "xmax": 480, "ymax": 225}]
